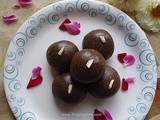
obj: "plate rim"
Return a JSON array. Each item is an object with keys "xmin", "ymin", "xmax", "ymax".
[{"xmin": 3, "ymin": 0, "xmax": 158, "ymax": 120}]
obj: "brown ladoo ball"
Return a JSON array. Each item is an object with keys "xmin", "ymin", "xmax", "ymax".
[
  {"xmin": 83, "ymin": 29, "xmax": 114, "ymax": 59},
  {"xmin": 52, "ymin": 72, "xmax": 87, "ymax": 105},
  {"xmin": 70, "ymin": 49, "xmax": 106, "ymax": 84},
  {"xmin": 46, "ymin": 40, "xmax": 79, "ymax": 72},
  {"xmin": 88, "ymin": 66, "xmax": 121, "ymax": 99}
]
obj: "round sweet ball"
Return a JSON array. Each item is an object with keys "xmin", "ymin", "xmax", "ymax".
[
  {"xmin": 88, "ymin": 65, "xmax": 121, "ymax": 99},
  {"xmin": 46, "ymin": 40, "xmax": 79, "ymax": 72},
  {"xmin": 70, "ymin": 49, "xmax": 106, "ymax": 84},
  {"xmin": 52, "ymin": 72, "xmax": 87, "ymax": 105},
  {"xmin": 83, "ymin": 29, "xmax": 114, "ymax": 59}
]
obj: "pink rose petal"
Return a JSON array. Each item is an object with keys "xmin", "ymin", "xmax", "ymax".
[
  {"xmin": 71, "ymin": 21, "xmax": 80, "ymax": 28},
  {"xmin": 123, "ymin": 55, "xmax": 136, "ymax": 66},
  {"xmin": 103, "ymin": 109, "xmax": 113, "ymax": 120},
  {"xmin": 19, "ymin": 0, "xmax": 32, "ymax": 5},
  {"xmin": 64, "ymin": 21, "xmax": 81, "ymax": 35},
  {"xmin": 14, "ymin": 4, "xmax": 21, "ymax": 9},
  {"xmin": 27, "ymin": 66, "xmax": 43, "ymax": 89},
  {"xmin": 94, "ymin": 109, "xmax": 106, "ymax": 120},
  {"xmin": 31, "ymin": 66, "xmax": 42, "ymax": 79},
  {"xmin": 125, "ymin": 77, "xmax": 136, "ymax": 83},
  {"xmin": 2, "ymin": 14, "xmax": 18, "ymax": 22}
]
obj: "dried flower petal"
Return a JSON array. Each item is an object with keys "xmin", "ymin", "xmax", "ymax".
[
  {"xmin": 32, "ymin": 66, "xmax": 42, "ymax": 79},
  {"xmin": 121, "ymin": 78, "xmax": 128, "ymax": 91},
  {"xmin": 71, "ymin": 21, "xmax": 80, "ymax": 28},
  {"xmin": 123, "ymin": 55, "xmax": 136, "ymax": 66},
  {"xmin": 103, "ymin": 109, "xmax": 113, "ymax": 120},
  {"xmin": 94, "ymin": 109, "xmax": 106, "ymax": 120},
  {"xmin": 19, "ymin": 0, "xmax": 32, "ymax": 5},
  {"xmin": 64, "ymin": 21, "xmax": 81, "ymax": 35},
  {"xmin": 2, "ymin": 14, "xmax": 18, "ymax": 22},
  {"xmin": 14, "ymin": 4, "xmax": 21, "ymax": 9},
  {"xmin": 27, "ymin": 66, "xmax": 43, "ymax": 89},
  {"xmin": 117, "ymin": 53, "xmax": 127, "ymax": 64},
  {"xmin": 59, "ymin": 18, "xmax": 71, "ymax": 31},
  {"xmin": 125, "ymin": 77, "xmax": 136, "ymax": 83},
  {"xmin": 27, "ymin": 75, "xmax": 43, "ymax": 89},
  {"xmin": 59, "ymin": 18, "xmax": 81, "ymax": 35}
]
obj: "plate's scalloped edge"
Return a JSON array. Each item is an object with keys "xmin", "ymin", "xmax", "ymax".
[{"xmin": 3, "ymin": 0, "xmax": 157, "ymax": 120}]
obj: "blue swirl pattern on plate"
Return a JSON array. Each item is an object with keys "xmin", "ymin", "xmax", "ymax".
[
  {"xmin": 124, "ymin": 32, "xmax": 139, "ymax": 47},
  {"xmin": 11, "ymin": 107, "xmax": 22, "ymax": 118},
  {"xmin": 3, "ymin": 0, "xmax": 157, "ymax": 120},
  {"xmin": 12, "ymin": 32, "xmax": 28, "ymax": 47}
]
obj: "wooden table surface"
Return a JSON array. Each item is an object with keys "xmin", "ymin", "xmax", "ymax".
[{"xmin": 0, "ymin": 0, "xmax": 160, "ymax": 120}]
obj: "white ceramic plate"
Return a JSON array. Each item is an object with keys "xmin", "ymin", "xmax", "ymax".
[{"xmin": 3, "ymin": 0, "xmax": 157, "ymax": 120}]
